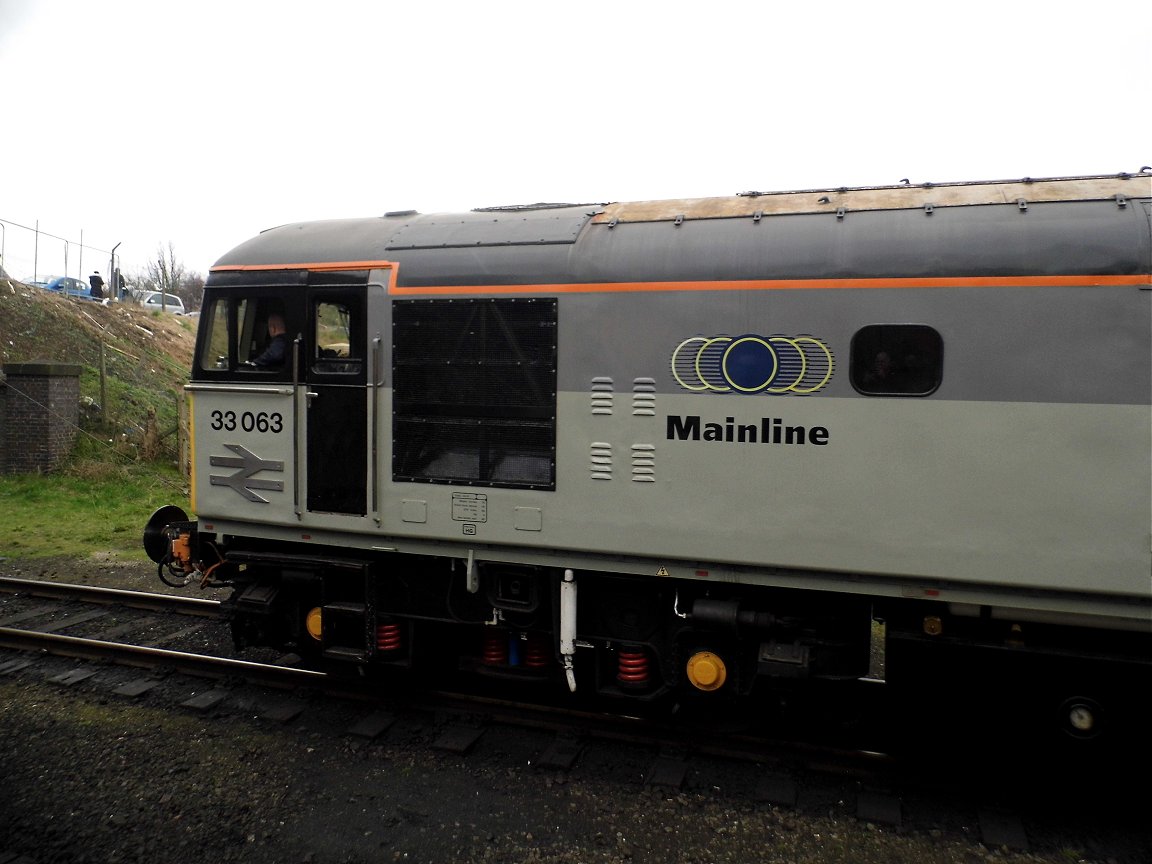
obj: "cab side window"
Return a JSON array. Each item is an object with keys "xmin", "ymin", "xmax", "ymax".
[
  {"xmin": 312, "ymin": 300, "xmax": 361, "ymax": 375},
  {"xmin": 194, "ymin": 295, "xmax": 293, "ymax": 377},
  {"xmin": 198, "ymin": 298, "xmax": 231, "ymax": 371}
]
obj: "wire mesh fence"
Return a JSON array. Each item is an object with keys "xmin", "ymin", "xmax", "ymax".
[{"xmin": 0, "ymin": 216, "xmax": 121, "ymax": 293}]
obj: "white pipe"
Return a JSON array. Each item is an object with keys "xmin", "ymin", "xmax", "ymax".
[
  {"xmin": 560, "ymin": 568, "xmax": 577, "ymax": 692},
  {"xmin": 465, "ymin": 549, "xmax": 478, "ymax": 593}
]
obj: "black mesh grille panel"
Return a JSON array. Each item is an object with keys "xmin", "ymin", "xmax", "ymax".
[{"xmin": 393, "ymin": 298, "xmax": 557, "ymax": 489}]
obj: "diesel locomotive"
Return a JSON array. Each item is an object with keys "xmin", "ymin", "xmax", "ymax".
[{"xmin": 146, "ymin": 172, "xmax": 1152, "ymax": 740}]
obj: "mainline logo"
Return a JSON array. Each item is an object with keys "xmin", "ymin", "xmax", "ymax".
[{"xmin": 670, "ymin": 334, "xmax": 834, "ymax": 395}]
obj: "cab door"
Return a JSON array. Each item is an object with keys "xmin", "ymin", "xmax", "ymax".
[{"xmin": 305, "ymin": 289, "xmax": 368, "ymax": 515}]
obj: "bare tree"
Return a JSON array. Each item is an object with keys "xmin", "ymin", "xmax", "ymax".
[
  {"xmin": 128, "ymin": 243, "xmax": 204, "ymax": 311},
  {"xmin": 147, "ymin": 242, "xmax": 186, "ymax": 312},
  {"xmin": 180, "ymin": 271, "xmax": 205, "ymax": 312}
]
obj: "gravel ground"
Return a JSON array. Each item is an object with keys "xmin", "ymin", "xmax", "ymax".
[{"xmin": 1, "ymin": 556, "xmax": 1145, "ymax": 864}]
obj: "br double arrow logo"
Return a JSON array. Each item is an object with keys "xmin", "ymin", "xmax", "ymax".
[{"xmin": 209, "ymin": 444, "xmax": 285, "ymax": 503}]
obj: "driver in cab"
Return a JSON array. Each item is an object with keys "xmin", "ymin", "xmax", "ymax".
[{"xmin": 247, "ymin": 313, "xmax": 288, "ymax": 368}]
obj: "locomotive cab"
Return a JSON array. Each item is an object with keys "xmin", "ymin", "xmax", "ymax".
[{"xmin": 191, "ymin": 266, "xmax": 379, "ymax": 520}]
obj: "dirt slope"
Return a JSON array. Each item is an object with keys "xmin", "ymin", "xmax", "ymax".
[
  {"xmin": 0, "ymin": 277, "xmax": 197, "ymax": 441},
  {"xmin": 0, "ymin": 277, "xmax": 196, "ymax": 374}
]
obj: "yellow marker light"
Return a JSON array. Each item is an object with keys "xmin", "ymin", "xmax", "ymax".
[
  {"xmin": 686, "ymin": 651, "xmax": 727, "ymax": 691},
  {"xmin": 305, "ymin": 607, "xmax": 323, "ymax": 641}
]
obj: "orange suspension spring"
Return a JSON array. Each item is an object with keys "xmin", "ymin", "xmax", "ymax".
[
  {"xmin": 376, "ymin": 622, "xmax": 402, "ymax": 653},
  {"xmin": 617, "ymin": 646, "xmax": 651, "ymax": 686}
]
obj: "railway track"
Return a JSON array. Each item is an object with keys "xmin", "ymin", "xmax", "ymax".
[
  {"xmin": 0, "ymin": 576, "xmax": 895, "ymax": 772},
  {"xmin": 0, "ymin": 576, "xmax": 329, "ymax": 691},
  {"xmin": 0, "ymin": 576, "xmax": 1145, "ymax": 860},
  {"xmin": 0, "ymin": 577, "xmax": 879, "ymax": 764}
]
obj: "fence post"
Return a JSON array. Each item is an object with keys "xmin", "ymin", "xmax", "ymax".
[{"xmin": 99, "ymin": 341, "xmax": 107, "ymax": 420}]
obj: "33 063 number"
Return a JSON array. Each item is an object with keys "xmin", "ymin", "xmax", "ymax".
[{"xmin": 209, "ymin": 410, "xmax": 284, "ymax": 433}]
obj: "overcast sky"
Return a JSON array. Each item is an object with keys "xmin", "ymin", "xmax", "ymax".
[{"xmin": 1, "ymin": 0, "xmax": 1148, "ymax": 282}]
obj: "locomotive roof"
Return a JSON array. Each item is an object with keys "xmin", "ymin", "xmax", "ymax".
[
  {"xmin": 209, "ymin": 173, "xmax": 1151, "ymax": 285},
  {"xmin": 592, "ymin": 173, "xmax": 1149, "ymax": 223}
]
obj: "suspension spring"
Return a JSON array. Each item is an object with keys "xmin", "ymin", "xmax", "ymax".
[
  {"xmin": 617, "ymin": 645, "xmax": 651, "ymax": 688},
  {"xmin": 376, "ymin": 622, "xmax": 402, "ymax": 653},
  {"xmin": 522, "ymin": 633, "xmax": 550, "ymax": 668},
  {"xmin": 482, "ymin": 630, "xmax": 509, "ymax": 666}
]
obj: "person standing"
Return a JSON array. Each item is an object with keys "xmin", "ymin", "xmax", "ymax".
[{"xmin": 89, "ymin": 270, "xmax": 105, "ymax": 299}]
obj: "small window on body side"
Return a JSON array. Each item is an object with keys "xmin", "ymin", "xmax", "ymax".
[{"xmin": 850, "ymin": 324, "xmax": 943, "ymax": 396}]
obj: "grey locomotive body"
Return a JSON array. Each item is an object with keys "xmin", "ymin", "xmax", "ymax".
[{"xmin": 148, "ymin": 174, "xmax": 1151, "ymax": 736}]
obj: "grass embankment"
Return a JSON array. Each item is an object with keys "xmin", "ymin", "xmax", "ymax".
[
  {"xmin": 1, "ymin": 280, "xmax": 195, "ymax": 559},
  {"xmin": 0, "ymin": 463, "xmax": 188, "ymax": 559}
]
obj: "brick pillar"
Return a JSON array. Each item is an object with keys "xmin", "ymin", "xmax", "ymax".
[{"xmin": 1, "ymin": 363, "xmax": 82, "ymax": 474}]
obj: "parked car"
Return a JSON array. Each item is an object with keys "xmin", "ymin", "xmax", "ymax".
[
  {"xmin": 140, "ymin": 292, "xmax": 185, "ymax": 314},
  {"xmin": 24, "ymin": 275, "xmax": 106, "ymax": 302}
]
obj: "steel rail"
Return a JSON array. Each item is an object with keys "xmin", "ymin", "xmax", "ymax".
[
  {"xmin": 0, "ymin": 626, "xmax": 323, "ymax": 689},
  {"xmin": 0, "ymin": 576, "xmax": 221, "ymax": 616}
]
